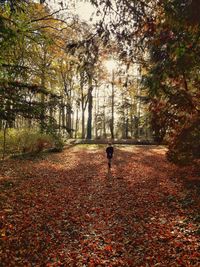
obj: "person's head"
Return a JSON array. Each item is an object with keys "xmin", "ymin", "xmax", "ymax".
[{"xmin": 108, "ymin": 142, "xmax": 112, "ymax": 146}]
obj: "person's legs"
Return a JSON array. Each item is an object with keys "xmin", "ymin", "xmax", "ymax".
[{"xmin": 108, "ymin": 158, "xmax": 112, "ymax": 169}]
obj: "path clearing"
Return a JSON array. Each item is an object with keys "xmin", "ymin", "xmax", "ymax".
[{"xmin": 0, "ymin": 145, "xmax": 199, "ymax": 266}]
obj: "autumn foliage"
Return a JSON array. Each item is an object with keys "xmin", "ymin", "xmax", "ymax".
[{"xmin": 0, "ymin": 145, "xmax": 199, "ymax": 266}]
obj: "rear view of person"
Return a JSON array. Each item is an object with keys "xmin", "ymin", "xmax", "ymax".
[{"xmin": 106, "ymin": 143, "xmax": 114, "ymax": 169}]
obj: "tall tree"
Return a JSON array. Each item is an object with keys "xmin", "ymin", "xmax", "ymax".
[{"xmin": 143, "ymin": 0, "xmax": 200, "ymax": 163}]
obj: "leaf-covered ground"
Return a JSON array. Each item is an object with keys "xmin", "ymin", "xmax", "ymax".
[{"xmin": 0, "ymin": 145, "xmax": 199, "ymax": 267}]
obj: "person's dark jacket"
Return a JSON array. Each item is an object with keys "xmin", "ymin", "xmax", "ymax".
[{"xmin": 106, "ymin": 146, "xmax": 114, "ymax": 159}]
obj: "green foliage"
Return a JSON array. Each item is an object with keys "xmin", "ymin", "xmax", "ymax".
[
  {"xmin": 0, "ymin": 128, "xmax": 64, "ymax": 156},
  {"xmin": 0, "ymin": 1, "xmax": 62, "ymax": 136},
  {"xmin": 50, "ymin": 133, "xmax": 65, "ymax": 152}
]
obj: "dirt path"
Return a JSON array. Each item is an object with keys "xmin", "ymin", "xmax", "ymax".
[{"xmin": 0, "ymin": 145, "xmax": 199, "ymax": 266}]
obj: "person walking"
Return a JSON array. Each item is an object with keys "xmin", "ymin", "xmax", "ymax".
[{"xmin": 106, "ymin": 142, "xmax": 114, "ymax": 169}]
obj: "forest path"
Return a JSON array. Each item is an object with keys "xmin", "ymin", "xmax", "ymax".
[{"xmin": 0, "ymin": 145, "xmax": 199, "ymax": 266}]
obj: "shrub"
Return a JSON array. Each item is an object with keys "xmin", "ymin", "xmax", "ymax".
[
  {"xmin": 0, "ymin": 128, "xmax": 59, "ymax": 157},
  {"xmin": 167, "ymin": 117, "xmax": 200, "ymax": 165},
  {"xmin": 50, "ymin": 133, "xmax": 65, "ymax": 152}
]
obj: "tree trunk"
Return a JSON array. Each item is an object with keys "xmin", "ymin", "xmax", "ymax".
[
  {"xmin": 125, "ymin": 118, "xmax": 129, "ymax": 139},
  {"xmin": 66, "ymin": 81, "xmax": 73, "ymax": 138},
  {"xmin": 136, "ymin": 67, "xmax": 141, "ymax": 139},
  {"xmin": 81, "ymin": 100, "xmax": 85, "ymax": 139},
  {"xmin": 122, "ymin": 93, "xmax": 126, "ymax": 139},
  {"xmin": 134, "ymin": 116, "xmax": 139, "ymax": 139},
  {"xmin": 49, "ymin": 96, "xmax": 53, "ymax": 128},
  {"xmin": 103, "ymin": 108, "xmax": 106, "ymax": 138},
  {"xmin": 81, "ymin": 80, "xmax": 86, "ymax": 139},
  {"xmin": 40, "ymin": 70, "xmax": 46, "ymax": 133},
  {"xmin": 103, "ymin": 86, "xmax": 107, "ymax": 138},
  {"xmin": 94, "ymin": 82, "xmax": 98, "ymax": 139},
  {"xmin": 110, "ymin": 70, "xmax": 115, "ymax": 140},
  {"xmin": 2, "ymin": 121, "xmax": 7, "ymax": 160},
  {"xmin": 62, "ymin": 100, "xmax": 65, "ymax": 134},
  {"xmin": 182, "ymin": 70, "xmax": 188, "ymax": 91},
  {"xmin": 69, "ymin": 111, "xmax": 73, "ymax": 138},
  {"xmin": 0, "ymin": 119, "xmax": 3, "ymax": 130},
  {"xmin": 130, "ymin": 94, "xmax": 135, "ymax": 138},
  {"xmin": 67, "ymin": 105, "xmax": 72, "ymax": 138},
  {"xmin": 58, "ymin": 106, "xmax": 62, "ymax": 133},
  {"xmin": 75, "ymin": 108, "xmax": 79, "ymax": 139},
  {"xmin": 86, "ymin": 77, "xmax": 93, "ymax": 139}
]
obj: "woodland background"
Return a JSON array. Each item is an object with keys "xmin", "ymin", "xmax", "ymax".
[{"xmin": 0, "ymin": 0, "xmax": 199, "ymax": 164}]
